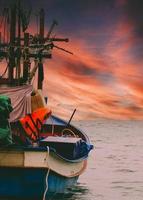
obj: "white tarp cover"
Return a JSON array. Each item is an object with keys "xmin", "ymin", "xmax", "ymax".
[{"xmin": 0, "ymin": 85, "xmax": 33, "ymax": 122}]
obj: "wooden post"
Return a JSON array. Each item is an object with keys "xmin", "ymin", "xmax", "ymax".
[
  {"xmin": 39, "ymin": 9, "xmax": 45, "ymax": 40},
  {"xmin": 17, "ymin": 0, "xmax": 21, "ymax": 84},
  {"xmin": 38, "ymin": 9, "xmax": 45, "ymax": 90},
  {"xmin": 8, "ymin": 4, "xmax": 16, "ymax": 84},
  {"xmin": 23, "ymin": 32, "xmax": 30, "ymax": 83}
]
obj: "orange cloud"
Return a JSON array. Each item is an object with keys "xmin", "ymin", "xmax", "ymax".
[{"xmin": 40, "ymin": 23, "xmax": 143, "ymax": 120}]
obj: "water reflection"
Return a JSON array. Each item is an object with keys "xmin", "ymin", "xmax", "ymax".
[{"xmin": 48, "ymin": 183, "xmax": 89, "ymax": 200}]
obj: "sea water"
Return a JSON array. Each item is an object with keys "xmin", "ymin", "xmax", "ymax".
[{"xmin": 52, "ymin": 119, "xmax": 143, "ymax": 200}]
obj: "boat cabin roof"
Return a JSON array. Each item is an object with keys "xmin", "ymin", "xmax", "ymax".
[{"xmin": 41, "ymin": 136, "xmax": 81, "ymax": 144}]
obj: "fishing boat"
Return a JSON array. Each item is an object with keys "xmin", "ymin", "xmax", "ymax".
[{"xmin": 0, "ymin": 1, "xmax": 93, "ymax": 199}]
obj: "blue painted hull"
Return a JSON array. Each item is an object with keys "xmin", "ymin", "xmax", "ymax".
[{"xmin": 0, "ymin": 167, "xmax": 78, "ymax": 199}]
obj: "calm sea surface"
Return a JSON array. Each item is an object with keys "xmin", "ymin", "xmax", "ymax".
[{"xmin": 53, "ymin": 119, "xmax": 143, "ymax": 200}]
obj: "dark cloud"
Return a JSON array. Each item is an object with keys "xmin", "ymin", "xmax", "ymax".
[
  {"xmin": 128, "ymin": 105, "xmax": 142, "ymax": 112},
  {"xmin": 64, "ymin": 60, "xmax": 97, "ymax": 76},
  {"xmin": 125, "ymin": 0, "xmax": 143, "ymax": 39},
  {"xmin": 0, "ymin": 0, "xmax": 31, "ymax": 9}
]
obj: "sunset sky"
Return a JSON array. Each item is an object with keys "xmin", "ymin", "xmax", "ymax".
[{"xmin": 1, "ymin": 0, "xmax": 143, "ymax": 120}]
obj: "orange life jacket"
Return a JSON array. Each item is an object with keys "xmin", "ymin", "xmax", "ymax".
[{"xmin": 19, "ymin": 107, "xmax": 51, "ymax": 141}]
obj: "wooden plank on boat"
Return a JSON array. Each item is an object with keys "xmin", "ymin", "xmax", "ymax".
[
  {"xmin": 48, "ymin": 152, "xmax": 87, "ymax": 178},
  {"xmin": 24, "ymin": 151, "xmax": 48, "ymax": 168},
  {"xmin": 0, "ymin": 151, "xmax": 24, "ymax": 167},
  {"xmin": 42, "ymin": 136, "xmax": 81, "ymax": 143},
  {"xmin": 0, "ymin": 149, "xmax": 87, "ymax": 178}
]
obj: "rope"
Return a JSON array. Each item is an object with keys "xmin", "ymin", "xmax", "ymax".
[
  {"xmin": 50, "ymin": 116, "xmax": 55, "ymax": 135},
  {"xmin": 42, "ymin": 146, "xmax": 50, "ymax": 200},
  {"xmin": 61, "ymin": 128, "xmax": 76, "ymax": 137},
  {"xmin": 29, "ymin": 59, "xmax": 38, "ymax": 83}
]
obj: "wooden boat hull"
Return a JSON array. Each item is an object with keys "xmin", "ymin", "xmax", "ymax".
[
  {"xmin": 0, "ymin": 167, "xmax": 78, "ymax": 199},
  {"xmin": 0, "ymin": 147, "xmax": 86, "ymax": 199}
]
